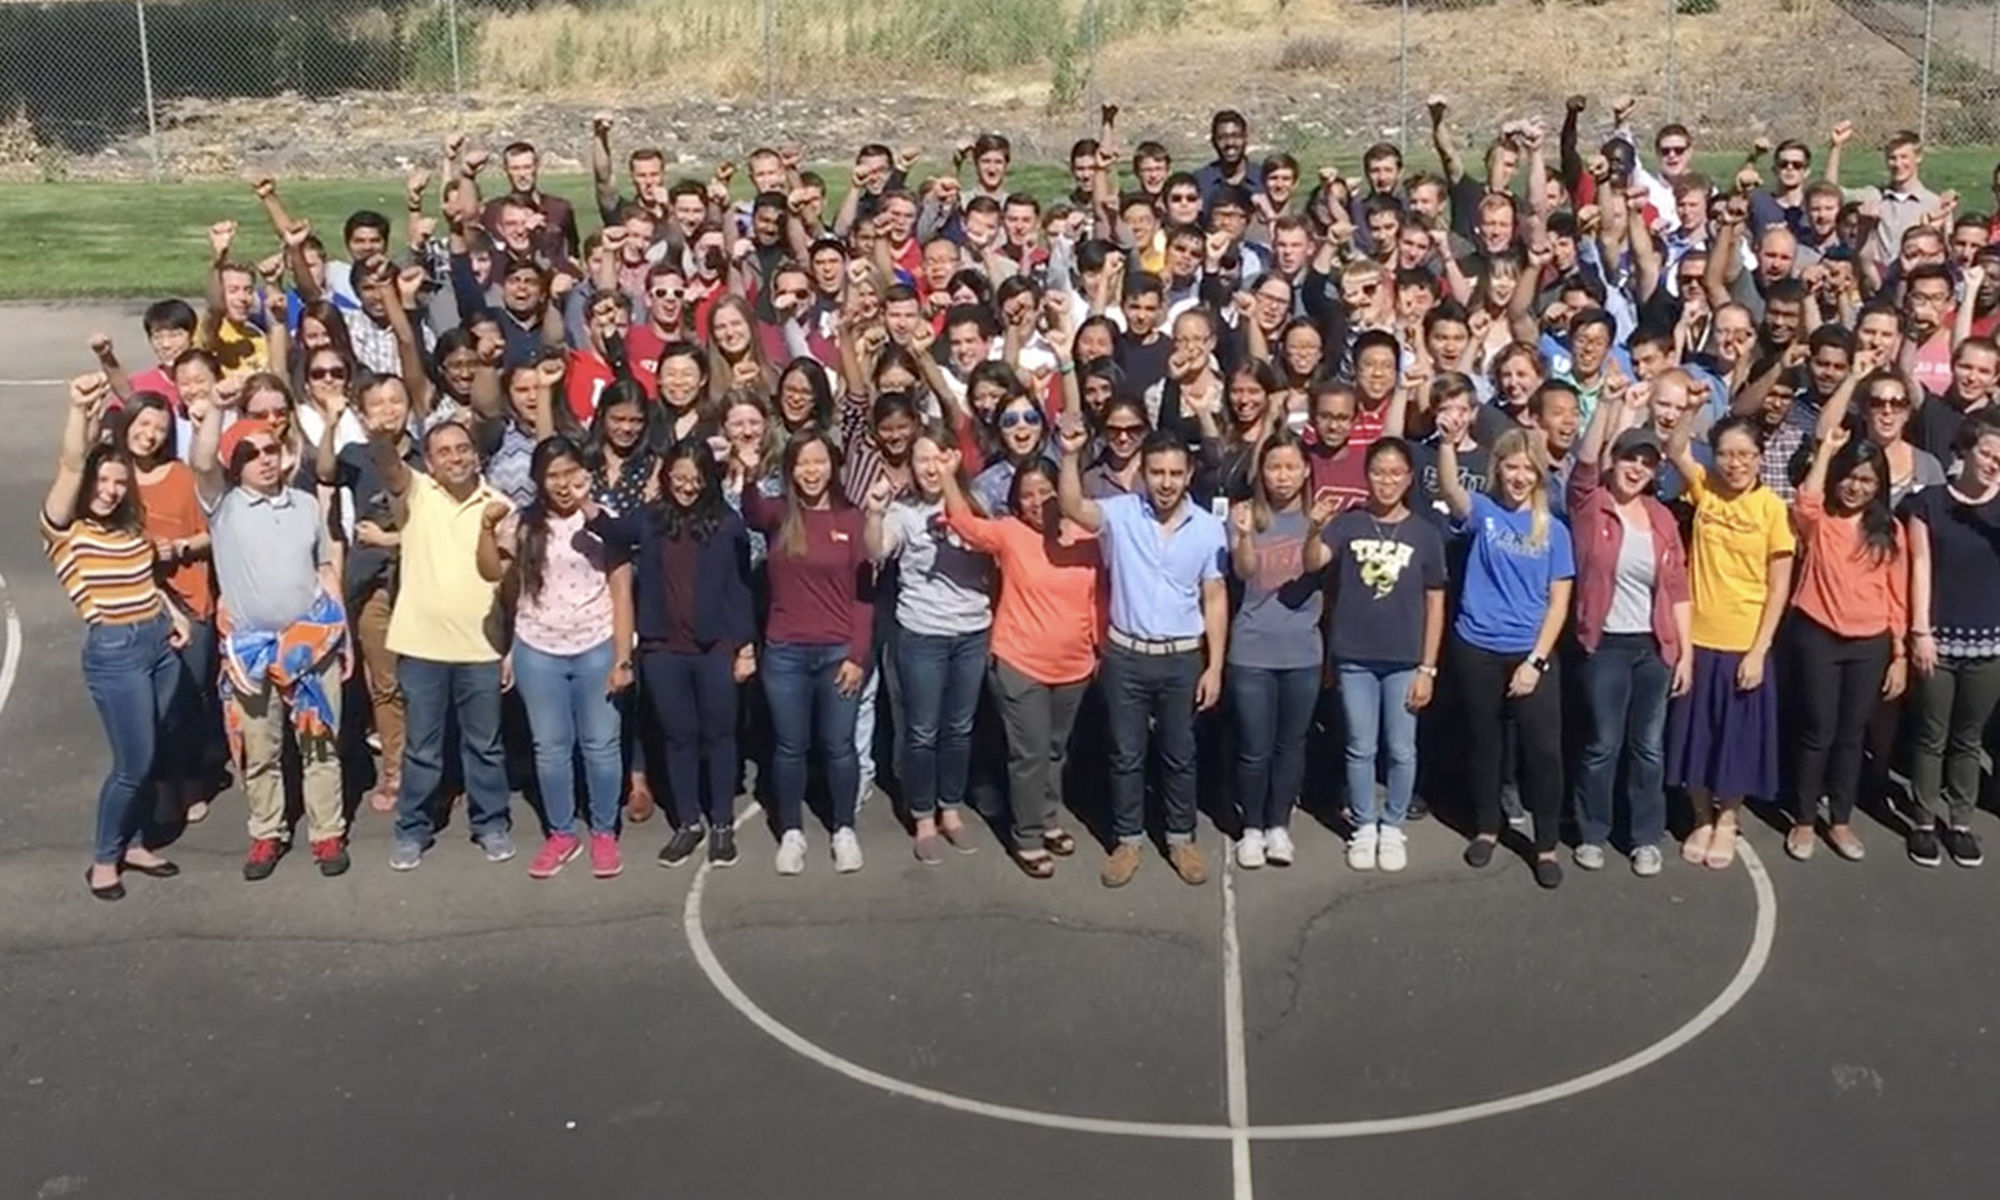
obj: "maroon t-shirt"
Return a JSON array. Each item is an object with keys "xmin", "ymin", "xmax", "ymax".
[
  {"xmin": 660, "ymin": 531, "xmax": 700, "ymax": 653},
  {"xmin": 739, "ymin": 489, "xmax": 873, "ymax": 663},
  {"xmin": 1305, "ymin": 440, "xmax": 1368, "ymax": 514}
]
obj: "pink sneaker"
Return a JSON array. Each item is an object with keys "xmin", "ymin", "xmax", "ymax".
[
  {"xmin": 528, "ymin": 833, "xmax": 582, "ymax": 880},
  {"xmin": 589, "ymin": 832, "xmax": 623, "ymax": 879}
]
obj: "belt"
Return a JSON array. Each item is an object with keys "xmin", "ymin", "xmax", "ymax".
[{"xmin": 1108, "ymin": 628, "xmax": 1203, "ymax": 656}]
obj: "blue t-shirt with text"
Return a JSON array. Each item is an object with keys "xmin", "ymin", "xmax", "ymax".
[{"xmin": 1452, "ymin": 492, "xmax": 1576, "ymax": 655}]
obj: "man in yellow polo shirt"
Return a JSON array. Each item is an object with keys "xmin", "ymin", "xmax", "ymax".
[{"xmin": 359, "ymin": 377, "xmax": 516, "ymax": 870}]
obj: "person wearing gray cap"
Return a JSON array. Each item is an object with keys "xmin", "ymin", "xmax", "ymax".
[{"xmin": 1567, "ymin": 380, "xmax": 1692, "ymax": 877}]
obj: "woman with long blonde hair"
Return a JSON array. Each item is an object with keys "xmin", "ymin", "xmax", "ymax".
[
  {"xmin": 1435, "ymin": 424, "xmax": 1576, "ymax": 888},
  {"xmin": 705, "ymin": 294, "xmax": 777, "ymax": 406}
]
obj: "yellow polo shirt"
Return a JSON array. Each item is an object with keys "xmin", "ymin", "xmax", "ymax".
[{"xmin": 387, "ymin": 474, "xmax": 510, "ymax": 663}]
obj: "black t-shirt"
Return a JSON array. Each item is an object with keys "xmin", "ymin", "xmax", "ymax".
[
  {"xmin": 1899, "ymin": 484, "xmax": 2000, "ymax": 655},
  {"xmin": 1324, "ymin": 508, "xmax": 1449, "ymax": 666},
  {"xmin": 1115, "ymin": 331, "xmax": 1172, "ymax": 399},
  {"xmin": 331, "ymin": 435, "xmax": 423, "ymax": 601},
  {"xmin": 1912, "ymin": 392, "xmax": 1987, "ymax": 465}
]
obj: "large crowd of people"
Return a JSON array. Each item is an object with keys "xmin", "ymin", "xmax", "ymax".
[{"xmin": 44, "ymin": 94, "xmax": 2000, "ymax": 901}]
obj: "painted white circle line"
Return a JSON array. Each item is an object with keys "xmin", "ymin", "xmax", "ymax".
[
  {"xmin": 0, "ymin": 569, "xmax": 21, "ymax": 721},
  {"xmin": 683, "ymin": 827, "xmax": 1777, "ymax": 1141}
]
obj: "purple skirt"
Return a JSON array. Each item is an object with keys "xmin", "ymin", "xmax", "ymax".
[{"xmin": 1665, "ymin": 646, "xmax": 1780, "ymax": 801}]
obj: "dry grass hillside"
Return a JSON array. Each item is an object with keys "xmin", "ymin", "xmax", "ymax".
[{"xmin": 10, "ymin": 0, "xmax": 1956, "ymax": 179}]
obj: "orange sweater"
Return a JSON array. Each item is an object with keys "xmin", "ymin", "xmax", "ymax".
[
  {"xmin": 1791, "ymin": 487, "xmax": 1908, "ymax": 647},
  {"xmin": 944, "ymin": 506, "xmax": 1103, "ymax": 686}
]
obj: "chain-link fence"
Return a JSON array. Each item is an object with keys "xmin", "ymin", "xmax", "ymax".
[{"xmin": 4, "ymin": 0, "xmax": 2000, "ymax": 181}]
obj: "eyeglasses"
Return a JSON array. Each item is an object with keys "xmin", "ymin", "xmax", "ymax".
[
  {"xmin": 309, "ymin": 366, "xmax": 348, "ymax": 381},
  {"xmin": 1105, "ymin": 422, "xmax": 1146, "ymax": 438},
  {"xmin": 999, "ymin": 409, "xmax": 1044, "ymax": 429},
  {"xmin": 247, "ymin": 405, "xmax": 287, "ymax": 420},
  {"xmin": 1168, "ymin": 191, "xmax": 1201, "ymax": 203}
]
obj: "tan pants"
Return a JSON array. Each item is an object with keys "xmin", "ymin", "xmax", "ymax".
[
  {"xmin": 356, "ymin": 587, "xmax": 405, "ymax": 780},
  {"xmin": 237, "ymin": 654, "xmax": 345, "ymax": 843}
]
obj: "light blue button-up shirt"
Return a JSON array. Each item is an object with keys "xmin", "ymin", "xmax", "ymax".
[{"xmin": 1096, "ymin": 493, "xmax": 1227, "ymax": 639}]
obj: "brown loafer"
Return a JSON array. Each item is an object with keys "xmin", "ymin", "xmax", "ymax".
[
  {"xmin": 1100, "ymin": 842, "xmax": 1143, "ymax": 888},
  {"xmin": 1168, "ymin": 841, "xmax": 1208, "ymax": 886}
]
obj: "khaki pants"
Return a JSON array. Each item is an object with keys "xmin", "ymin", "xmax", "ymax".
[
  {"xmin": 237, "ymin": 654, "xmax": 345, "ymax": 843},
  {"xmin": 356, "ymin": 587, "xmax": 405, "ymax": 779}
]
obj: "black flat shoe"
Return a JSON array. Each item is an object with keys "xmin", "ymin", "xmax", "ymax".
[
  {"xmin": 85, "ymin": 868, "xmax": 125, "ymax": 902},
  {"xmin": 122, "ymin": 859, "xmax": 180, "ymax": 879}
]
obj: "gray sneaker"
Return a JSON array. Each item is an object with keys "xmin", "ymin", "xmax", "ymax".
[
  {"xmin": 1630, "ymin": 844, "xmax": 1664, "ymax": 878},
  {"xmin": 1573, "ymin": 843, "xmax": 1607, "ymax": 871},
  {"xmin": 388, "ymin": 840, "xmax": 424, "ymax": 871},
  {"xmin": 478, "ymin": 830, "xmax": 517, "ymax": 863}
]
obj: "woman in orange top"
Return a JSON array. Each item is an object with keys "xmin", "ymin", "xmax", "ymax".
[
  {"xmin": 1785, "ymin": 426, "xmax": 1908, "ymax": 862},
  {"xmin": 937, "ymin": 449, "xmax": 1102, "ymax": 878},
  {"xmin": 108, "ymin": 393, "xmax": 220, "ymax": 823}
]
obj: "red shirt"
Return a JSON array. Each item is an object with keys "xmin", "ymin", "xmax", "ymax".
[
  {"xmin": 624, "ymin": 325, "xmax": 671, "ymax": 398},
  {"xmin": 563, "ymin": 350, "xmax": 618, "ymax": 422},
  {"xmin": 1305, "ymin": 440, "xmax": 1368, "ymax": 513},
  {"xmin": 127, "ymin": 364, "xmax": 181, "ymax": 411},
  {"xmin": 739, "ymin": 488, "xmax": 873, "ymax": 663},
  {"xmin": 1350, "ymin": 397, "xmax": 1391, "ymax": 452}
]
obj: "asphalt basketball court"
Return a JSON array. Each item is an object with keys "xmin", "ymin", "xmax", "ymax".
[{"xmin": 1, "ymin": 303, "xmax": 1993, "ymax": 1200}]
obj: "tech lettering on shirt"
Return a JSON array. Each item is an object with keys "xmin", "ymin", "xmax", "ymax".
[{"xmin": 1349, "ymin": 536, "xmax": 1417, "ymax": 600}]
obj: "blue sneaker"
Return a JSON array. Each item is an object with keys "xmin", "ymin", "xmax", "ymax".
[
  {"xmin": 388, "ymin": 840, "xmax": 424, "ymax": 871},
  {"xmin": 478, "ymin": 830, "xmax": 517, "ymax": 863}
]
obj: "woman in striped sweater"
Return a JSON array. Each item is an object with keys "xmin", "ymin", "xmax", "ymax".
[{"xmin": 42, "ymin": 374, "xmax": 191, "ymax": 901}]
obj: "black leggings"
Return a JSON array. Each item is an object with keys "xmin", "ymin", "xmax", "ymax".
[
  {"xmin": 1451, "ymin": 633, "xmax": 1564, "ymax": 853},
  {"xmin": 1789, "ymin": 616, "xmax": 1893, "ymax": 826}
]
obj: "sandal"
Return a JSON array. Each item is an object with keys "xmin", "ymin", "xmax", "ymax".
[
  {"xmin": 1681, "ymin": 824, "xmax": 1714, "ymax": 865},
  {"xmin": 1704, "ymin": 823, "xmax": 1739, "ymax": 870},
  {"xmin": 1013, "ymin": 850, "xmax": 1055, "ymax": 879},
  {"xmin": 1043, "ymin": 829, "xmax": 1077, "ymax": 857}
]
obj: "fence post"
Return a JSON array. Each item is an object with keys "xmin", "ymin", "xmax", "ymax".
[
  {"xmin": 1665, "ymin": 0, "xmax": 1678, "ymax": 123},
  {"xmin": 1398, "ymin": 0, "xmax": 1409, "ymax": 152},
  {"xmin": 760, "ymin": 0, "xmax": 775, "ymax": 113},
  {"xmin": 134, "ymin": 0, "xmax": 161, "ymax": 179},
  {"xmin": 1920, "ymin": 0, "xmax": 1935, "ymax": 144},
  {"xmin": 447, "ymin": 0, "xmax": 464, "ymax": 113}
]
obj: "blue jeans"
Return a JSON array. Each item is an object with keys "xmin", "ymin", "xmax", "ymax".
[
  {"xmin": 1336, "ymin": 660, "xmax": 1421, "ymax": 829},
  {"xmin": 393, "ymin": 656, "xmax": 511, "ymax": 844},
  {"xmin": 80, "ymin": 615, "xmax": 182, "ymax": 864},
  {"xmin": 1573, "ymin": 633, "xmax": 1670, "ymax": 849},
  {"xmin": 511, "ymin": 640, "xmax": 623, "ymax": 836},
  {"xmin": 763, "ymin": 641, "xmax": 861, "ymax": 832},
  {"xmin": 1102, "ymin": 644, "xmax": 1203, "ymax": 845},
  {"xmin": 1229, "ymin": 663, "xmax": 1320, "ymax": 831},
  {"xmin": 896, "ymin": 628, "xmax": 991, "ymax": 817},
  {"xmin": 642, "ymin": 645, "xmax": 739, "ymax": 828}
]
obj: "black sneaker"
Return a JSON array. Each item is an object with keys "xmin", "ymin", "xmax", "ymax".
[
  {"xmin": 1463, "ymin": 838, "xmax": 1496, "ymax": 869},
  {"xmin": 1943, "ymin": 826, "xmax": 1984, "ymax": 868},
  {"xmin": 1407, "ymin": 796, "xmax": 1430, "ymax": 823},
  {"xmin": 1533, "ymin": 858, "xmax": 1564, "ymax": 890},
  {"xmin": 1908, "ymin": 825, "xmax": 1944, "ymax": 868},
  {"xmin": 708, "ymin": 827, "xmax": 739, "ymax": 868},
  {"xmin": 657, "ymin": 826, "xmax": 706, "ymax": 869}
]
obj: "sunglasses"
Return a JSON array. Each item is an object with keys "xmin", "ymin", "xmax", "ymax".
[
  {"xmin": 999, "ymin": 409, "xmax": 1045, "ymax": 429},
  {"xmin": 1168, "ymin": 192, "xmax": 1201, "ymax": 203},
  {"xmin": 247, "ymin": 405, "xmax": 287, "ymax": 420},
  {"xmin": 1867, "ymin": 393, "xmax": 1911, "ymax": 410},
  {"xmin": 309, "ymin": 366, "xmax": 349, "ymax": 381},
  {"xmin": 1777, "ymin": 158, "xmax": 1809, "ymax": 170},
  {"xmin": 650, "ymin": 286, "xmax": 684, "ymax": 300},
  {"xmin": 241, "ymin": 442, "xmax": 282, "ymax": 464},
  {"xmin": 1658, "ymin": 143, "xmax": 1691, "ymax": 156},
  {"xmin": 1105, "ymin": 422, "xmax": 1146, "ymax": 438}
]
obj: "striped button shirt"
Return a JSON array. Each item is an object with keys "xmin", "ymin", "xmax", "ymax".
[{"xmin": 41, "ymin": 511, "xmax": 164, "ymax": 625}]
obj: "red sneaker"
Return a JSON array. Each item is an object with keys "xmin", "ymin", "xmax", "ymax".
[
  {"xmin": 243, "ymin": 839, "xmax": 285, "ymax": 882},
  {"xmin": 589, "ymin": 832, "xmax": 623, "ymax": 879},
  {"xmin": 529, "ymin": 833, "xmax": 583, "ymax": 880},
  {"xmin": 310, "ymin": 837, "xmax": 350, "ymax": 878}
]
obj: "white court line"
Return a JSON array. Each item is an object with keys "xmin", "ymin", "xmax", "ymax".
[
  {"xmin": 685, "ymin": 829, "xmax": 1779, "ymax": 1142},
  {"xmin": 0, "ymin": 379, "xmax": 65, "ymax": 387},
  {"xmin": 0, "ymin": 569, "xmax": 20, "ymax": 720},
  {"xmin": 1220, "ymin": 854, "xmax": 1254, "ymax": 1198}
]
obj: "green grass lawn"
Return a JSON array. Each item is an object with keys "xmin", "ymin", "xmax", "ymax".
[{"xmin": 6, "ymin": 149, "xmax": 1999, "ymax": 302}]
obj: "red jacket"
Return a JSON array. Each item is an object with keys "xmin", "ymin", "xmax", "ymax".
[{"xmin": 1566, "ymin": 459, "xmax": 1690, "ymax": 664}]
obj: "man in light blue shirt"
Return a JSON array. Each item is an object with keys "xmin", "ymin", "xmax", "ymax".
[{"xmin": 1058, "ymin": 422, "xmax": 1228, "ymax": 888}]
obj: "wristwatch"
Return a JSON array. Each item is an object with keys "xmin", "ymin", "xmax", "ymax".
[
  {"xmin": 1416, "ymin": 664, "xmax": 1439, "ymax": 678},
  {"xmin": 1528, "ymin": 654, "xmax": 1551, "ymax": 674}
]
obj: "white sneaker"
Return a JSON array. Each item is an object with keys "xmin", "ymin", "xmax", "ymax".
[
  {"xmin": 1264, "ymin": 826, "xmax": 1295, "ymax": 866},
  {"xmin": 1376, "ymin": 826, "xmax": 1408, "ymax": 872},
  {"xmin": 775, "ymin": 830, "xmax": 807, "ymax": 876},
  {"xmin": 1236, "ymin": 828, "xmax": 1267, "ymax": 869},
  {"xmin": 832, "ymin": 827, "xmax": 864, "ymax": 874},
  {"xmin": 1347, "ymin": 824, "xmax": 1379, "ymax": 871},
  {"xmin": 1630, "ymin": 844, "xmax": 1664, "ymax": 877},
  {"xmin": 1573, "ymin": 843, "xmax": 1607, "ymax": 872}
]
